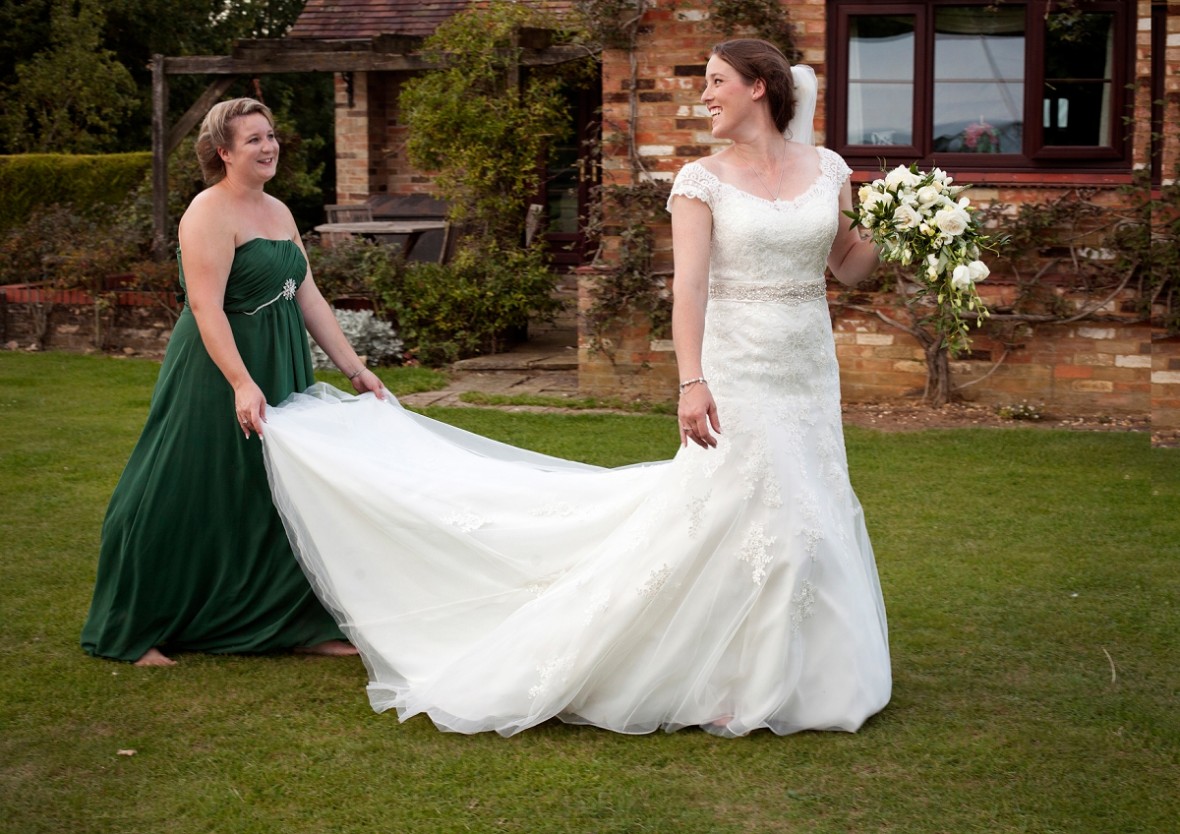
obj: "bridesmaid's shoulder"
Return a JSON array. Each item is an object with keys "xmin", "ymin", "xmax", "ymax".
[{"xmin": 179, "ymin": 188, "xmax": 231, "ymax": 238}]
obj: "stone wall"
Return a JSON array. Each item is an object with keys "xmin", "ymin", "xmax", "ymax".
[{"xmin": 1, "ymin": 287, "xmax": 176, "ymax": 356}]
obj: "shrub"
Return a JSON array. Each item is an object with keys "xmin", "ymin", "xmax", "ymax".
[
  {"xmin": 0, "ymin": 153, "xmax": 151, "ymax": 231},
  {"xmin": 309, "ymin": 308, "xmax": 403, "ymax": 369},
  {"xmin": 0, "ymin": 202, "xmax": 142, "ymax": 287},
  {"xmin": 995, "ymin": 400, "xmax": 1044, "ymax": 421},
  {"xmin": 304, "ymin": 235, "xmax": 400, "ymax": 307},
  {"xmin": 376, "ymin": 244, "xmax": 562, "ymax": 366}
]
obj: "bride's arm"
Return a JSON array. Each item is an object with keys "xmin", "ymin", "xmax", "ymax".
[
  {"xmin": 827, "ymin": 180, "xmax": 880, "ymax": 287},
  {"xmin": 671, "ymin": 194, "xmax": 720, "ymax": 449}
]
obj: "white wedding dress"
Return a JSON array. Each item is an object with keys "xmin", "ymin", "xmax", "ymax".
[{"xmin": 262, "ymin": 145, "xmax": 891, "ymax": 737}]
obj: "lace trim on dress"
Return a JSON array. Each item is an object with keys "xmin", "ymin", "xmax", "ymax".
[
  {"xmin": 817, "ymin": 146, "xmax": 852, "ymax": 188},
  {"xmin": 667, "ymin": 162, "xmax": 718, "ymax": 211},
  {"xmin": 709, "ymin": 280, "xmax": 827, "ymax": 305},
  {"xmin": 668, "ymin": 148, "xmax": 850, "ymax": 215}
]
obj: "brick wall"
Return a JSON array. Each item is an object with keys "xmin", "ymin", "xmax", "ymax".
[
  {"xmin": 332, "ymin": 70, "xmax": 441, "ymax": 200},
  {"xmin": 1153, "ymin": 336, "xmax": 1180, "ymax": 438},
  {"xmin": 576, "ymin": 0, "xmax": 1177, "ymax": 426},
  {"xmin": 831, "ymin": 284, "xmax": 1152, "ymax": 414},
  {"xmin": 1156, "ymin": 0, "xmax": 1180, "ymax": 183},
  {"xmin": 333, "ymin": 71, "xmax": 373, "ymax": 204}
]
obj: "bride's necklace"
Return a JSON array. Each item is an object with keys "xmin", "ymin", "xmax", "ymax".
[{"xmin": 746, "ymin": 142, "xmax": 787, "ymax": 201}]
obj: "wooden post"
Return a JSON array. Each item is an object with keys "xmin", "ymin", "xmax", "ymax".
[{"xmin": 151, "ymin": 54, "xmax": 169, "ymax": 261}]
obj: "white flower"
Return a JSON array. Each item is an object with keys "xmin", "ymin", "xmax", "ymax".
[
  {"xmin": 916, "ymin": 184, "xmax": 942, "ymax": 207},
  {"xmin": 967, "ymin": 259, "xmax": 990, "ymax": 282},
  {"xmin": 884, "ymin": 166, "xmax": 920, "ymax": 189},
  {"xmin": 951, "ymin": 264, "xmax": 973, "ymax": 290},
  {"xmin": 861, "ymin": 188, "xmax": 895, "ymax": 213},
  {"xmin": 892, "ymin": 204, "xmax": 922, "ymax": 230},
  {"xmin": 934, "ymin": 206, "xmax": 970, "ymax": 237}
]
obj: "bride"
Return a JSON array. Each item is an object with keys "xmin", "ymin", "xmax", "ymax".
[{"xmin": 261, "ymin": 38, "xmax": 889, "ymax": 737}]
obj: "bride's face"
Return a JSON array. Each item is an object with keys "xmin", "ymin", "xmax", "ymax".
[{"xmin": 701, "ymin": 55, "xmax": 762, "ymax": 140}]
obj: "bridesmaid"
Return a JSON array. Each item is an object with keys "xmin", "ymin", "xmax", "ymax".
[{"xmin": 81, "ymin": 98, "xmax": 384, "ymax": 666}]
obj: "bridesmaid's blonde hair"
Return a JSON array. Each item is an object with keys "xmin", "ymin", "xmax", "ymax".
[{"xmin": 195, "ymin": 98, "xmax": 275, "ymax": 185}]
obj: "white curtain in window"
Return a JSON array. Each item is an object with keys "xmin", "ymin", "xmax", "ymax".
[
  {"xmin": 848, "ymin": 21, "xmax": 865, "ymax": 144},
  {"xmin": 1099, "ymin": 22, "xmax": 1113, "ymax": 146}
]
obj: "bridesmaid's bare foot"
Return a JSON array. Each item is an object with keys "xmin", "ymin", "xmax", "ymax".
[
  {"xmin": 294, "ymin": 639, "xmax": 359, "ymax": 657},
  {"xmin": 133, "ymin": 648, "xmax": 176, "ymax": 667}
]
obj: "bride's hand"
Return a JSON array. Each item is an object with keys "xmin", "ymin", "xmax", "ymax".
[{"xmin": 678, "ymin": 385, "xmax": 721, "ymax": 449}]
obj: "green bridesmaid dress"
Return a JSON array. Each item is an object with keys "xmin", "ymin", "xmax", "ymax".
[{"xmin": 81, "ymin": 238, "xmax": 345, "ymax": 662}]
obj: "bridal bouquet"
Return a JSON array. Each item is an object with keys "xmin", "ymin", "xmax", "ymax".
[{"xmin": 846, "ymin": 164, "xmax": 998, "ymax": 355}]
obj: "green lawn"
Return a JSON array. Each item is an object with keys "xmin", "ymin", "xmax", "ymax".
[{"xmin": 2, "ymin": 352, "xmax": 1177, "ymax": 834}]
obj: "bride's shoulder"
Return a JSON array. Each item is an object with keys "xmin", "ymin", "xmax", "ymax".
[
  {"xmin": 815, "ymin": 146, "xmax": 853, "ymax": 184},
  {"xmin": 676, "ymin": 157, "xmax": 722, "ymax": 181},
  {"xmin": 669, "ymin": 157, "xmax": 722, "ymax": 210}
]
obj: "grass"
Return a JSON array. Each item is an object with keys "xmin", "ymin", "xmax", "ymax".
[
  {"xmin": 2, "ymin": 351, "xmax": 1178, "ymax": 834},
  {"xmin": 458, "ymin": 390, "xmax": 678, "ymax": 415}
]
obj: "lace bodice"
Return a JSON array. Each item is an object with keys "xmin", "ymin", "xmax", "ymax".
[{"xmin": 668, "ymin": 147, "xmax": 851, "ymax": 295}]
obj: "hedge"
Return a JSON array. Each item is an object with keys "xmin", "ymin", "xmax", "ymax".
[{"xmin": 0, "ymin": 153, "xmax": 152, "ymax": 231}]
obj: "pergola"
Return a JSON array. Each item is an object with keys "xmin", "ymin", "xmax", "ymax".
[{"xmin": 150, "ymin": 34, "xmax": 594, "ymax": 255}]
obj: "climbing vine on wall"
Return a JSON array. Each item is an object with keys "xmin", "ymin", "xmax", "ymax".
[
  {"xmin": 709, "ymin": 0, "xmax": 800, "ymax": 60},
  {"xmin": 400, "ymin": 1, "xmax": 587, "ymax": 252},
  {"xmin": 576, "ymin": 1, "xmax": 799, "ymax": 358},
  {"xmin": 581, "ymin": 179, "xmax": 672, "ymax": 356}
]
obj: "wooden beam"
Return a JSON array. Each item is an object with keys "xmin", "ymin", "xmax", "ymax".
[
  {"xmin": 166, "ymin": 76, "xmax": 238, "ymax": 155},
  {"xmin": 162, "ymin": 44, "xmax": 596, "ymax": 76},
  {"xmin": 148, "ymin": 35, "xmax": 598, "ymax": 257}
]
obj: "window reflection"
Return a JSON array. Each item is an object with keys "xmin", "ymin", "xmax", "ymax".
[
  {"xmin": 847, "ymin": 15, "xmax": 914, "ymax": 146},
  {"xmin": 1043, "ymin": 13, "xmax": 1114, "ymax": 146},
  {"xmin": 932, "ymin": 6, "xmax": 1024, "ymax": 154}
]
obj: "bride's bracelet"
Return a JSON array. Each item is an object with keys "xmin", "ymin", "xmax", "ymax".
[{"xmin": 678, "ymin": 377, "xmax": 707, "ymax": 394}]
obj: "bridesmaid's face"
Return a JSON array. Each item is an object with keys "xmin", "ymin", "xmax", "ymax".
[
  {"xmin": 221, "ymin": 113, "xmax": 280, "ymax": 183},
  {"xmin": 701, "ymin": 55, "xmax": 761, "ymax": 140}
]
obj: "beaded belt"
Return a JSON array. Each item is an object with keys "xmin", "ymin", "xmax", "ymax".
[{"xmin": 708, "ymin": 280, "xmax": 827, "ymax": 305}]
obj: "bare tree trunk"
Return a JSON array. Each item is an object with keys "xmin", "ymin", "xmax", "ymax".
[{"xmin": 924, "ymin": 338, "xmax": 952, "ymax": 406}]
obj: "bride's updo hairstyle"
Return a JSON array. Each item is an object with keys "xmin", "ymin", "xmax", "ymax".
[
  {"xmin": 711, "ymin": 39, "xmax": 796, "ymax": 134},
  {"xmin": 195, "ymin": 97, "xmax": 275, "ymax": 185}
]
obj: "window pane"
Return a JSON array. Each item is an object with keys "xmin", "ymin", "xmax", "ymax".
[
  {"xmin": 847, "ymin": 15, "xmax": 914, "ymax": 145},
  {"xmin": 1043, "ymin": 13, "xmax": 1114, "ymax": 146},
  {"xmin": 545, "ymin": 142, "xmax": 580, "ymax": 234},
  {"xmin": 932, "ymin": 6, "xmax": 1024, "ymax": 153}
]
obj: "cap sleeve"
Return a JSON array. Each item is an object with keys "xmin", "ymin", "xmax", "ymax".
[
  {"xmin": 817, "ymin": 147, "xmax": 853, "ymax": 189},
  {"xmin": 667, "ymin": 161, "xmax": 719, "ymax": 213}
]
